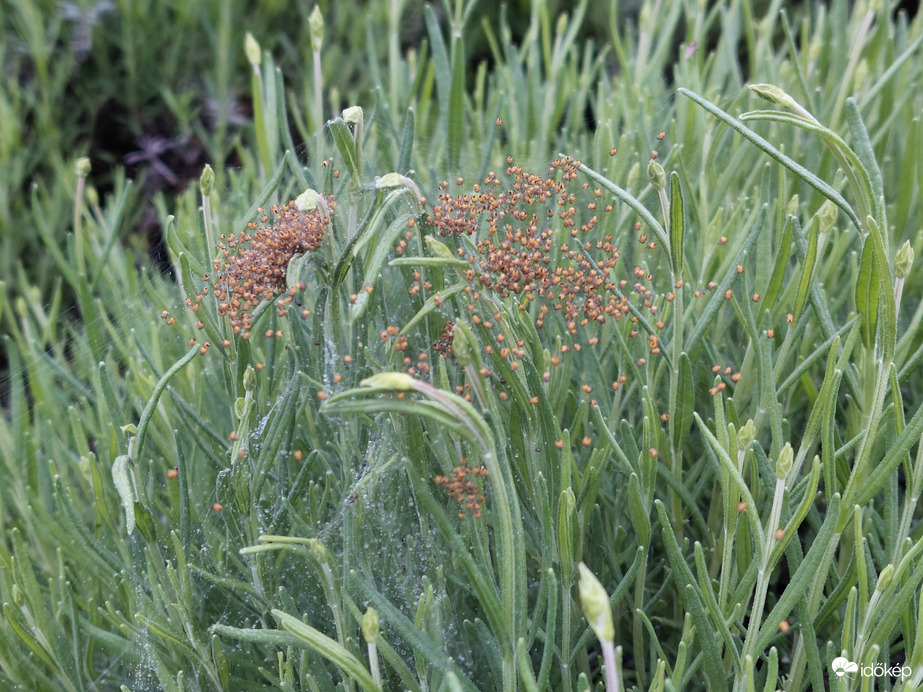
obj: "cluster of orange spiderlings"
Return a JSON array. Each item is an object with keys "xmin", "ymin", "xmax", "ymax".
[
  {"xmin": 434, "ymin": 458, "xmax": 488, "ymax": 519},
  {"xmin": 377, "ymin": 326, "xmax": 437, "ymax": 377},
  {"xmin": 209, "ymin": 199, "xmax": 334, "ymax": 340},
  {"xmin": 433, "ymin": 321, "xmax": 456, "ymax": 360},
  {"xmin": 428, "ymin": 158, "xmax": 640, "ymax": 338},
  {"xmin": 709, "ymin": 363, "xmax": 743, "ymax": 396}
]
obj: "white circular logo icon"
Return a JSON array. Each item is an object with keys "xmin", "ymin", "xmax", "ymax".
[{"xmin": 831, "ymin": 657, "xmax": 859, "ymax": 677}]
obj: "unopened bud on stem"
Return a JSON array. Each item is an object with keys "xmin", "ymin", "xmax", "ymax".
[
  {"xmin": 200, "ymin": 164, "xmax": 215, "ymax": 197},
  {"xmin": 360, "ymin": 372, "xmax": 415, "ymax": 391},
  {"xmin": 749, "ymin": 83, "xmax": 817, "ymax": 122},
  {"xmin": 243, "ymin": 365, "xmax": 256, "ymax": 392},
  {"xmin": 647, "ymin": 160, "xmax": 666, "ymax": 191},
  {"xmin": 737, "ymin": 420, "xmax": 756, "ymax": 450},
  {"xmin": 876, "ymin": 564, "xmax": 894, "ymax": 593},
  {"xmin": 307, "ymin": 538, "xmax": 329, "ymax": 564},
  {"xmin": 244, "ymin": 32, "xmax": 261, "ymax": 68},
  {"xmin": 343, "ymin": 106, "xmax": 363, "ymax": 127},
  {"xmin": 578, "ymin": 562, "xmax": 614, "ymax": 643},
  {"xmin": 750, "ymin": 83, "xmax": 796, "ymax": 110},
  {"xmin": 819, "ymin": 200, "xmax": 838, "ymax": 234},
  {"xmin": 309, "ymin": 6, "xmax": 324, "ymax": 53},
  {"xmin": 776, "ymin": 442, "xmax": 793, "ymax": 480},
  {"xmin": 895, "ymin": 240, "xmax": 914, "ymax": 279},
  {"xmin": 451, "ymin": 320, "xmax": 479, "ymax": 369},
  {"xmin": 362, "ymin": 608, "xmax": 380, "ymax": 644}
]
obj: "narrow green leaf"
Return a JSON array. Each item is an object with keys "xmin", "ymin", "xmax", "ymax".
[
  {"xmin": 262, "ymin": 55, "xmax": 280, "ymax": 165},
  {"xmin": 350, "ymin": 213, "xmax": 413, "ymax": 322},
  {"xmin": 694, "ymin": 542, "xmax": 741, "ymax": 674},
  {"xmin": 687, "ymin": 207, "xmax": 766, "ymax": 354},
  {"xmin": 111, "ymin": 455, "xmax": 135, "ymax": 535},
  {"xmin": 669, "ymin": 171, "xmax": 685, "ymax": 277},
  {"xmin": 673, "ymin": 353, "xmax": 694, "ymax": 453},
  {"xmin": 693, "ymin": 414, "xmax": 764, "ymax": 556},
  {"xmin": 796, "ymin": 601, "xmax": 825, "ymax": 690},
  {"xmin": 867, "ymin": 555, "xmax": 923, "ymax": 654},
  {"xmin": 574, "ymin": 161, "xmax": 669, "ymax": 253},
  {"xmin": 179, "ymin": 253, "xmax": 224, "ymax": 349},
  {"xmin": 54, "ymin": 477, "xmax": 122, "ymax": 575},
  {"xmin": 865, "ymin": 216, "xmax": 896, "ymax": 359},
  {"xmin": 763, "ymin": 214, "xmax": 793, "ymax": 310},
  {"xmin": 678, "ymin": 88, "xmax": 860, "ymax": 230},
  {"xmin": 447, "ymin": 36, "xmax": 465, "ymax": 170},
  {"xmin": 685, "ymin": 584, "xmax": 728, "ymax": 692},
  {"xmin": 272, "ymin": 609, "xmax": 381, "ymax": 691},
  {"xmin": 400, "ymin": 282, "xmax": 466, "ymax": 334},
  {"xmin": 856, "ymin": 396, "xmax": 923, "ymax": 508},
  {"xmin": 408, "ymin": 472, "xmax": 504, "ymax": 637},
  {"xmin": 768, "ymin": 457, "xmax": 820, "ymax": 567},
  {"xmin": 334, "ymin": 187, "xmax": 414, "ymax": 288},
  {"xmin": 793, "ymin": 216, "xmax": 819, "ymax": 322},
  {"xmin": 845, "ymin": 98, "xmax": 883, "ymax": 230},
  {"xmin": 425, "ymin": 5, "xmax": 451, "ymax": 131},
  {"xmin": 654, "ymin": 501, "xmax": 700, "ymax": 612},
  {"xmin": 2, "ymin": 603, "xmax": 59, "ymax": 671},
  {"xmin": 627, "ymin": 474, "xmax": 650, "ymax": 546},
  {"xmin": 252, "ymin": 69, "xmax": 271, "ymax": 174},
  {"xmin": 516, "ymin": 638, "xmax": 539, "ymax": 692},
  {"xmin": 212, "ymin": 623, "xmax": 302, "ymax": 648},
  {"xmin": 398, "ymin": 108, "xmax": 415, "ymax": 173},
  {"xmin": 855, "ymin": 234, "xmax": 878, "ymax": 350},
  {"xmin": 327, "ymin": 118, "xmax": 361, "ymax": 181},
  {"xmin": 349, "ymin": 572, "xmax": 479, "ymax": 691},
  {"xmin": 754, "ymin": 494, "xmax": 841, "ymax": 653},
  {"xmin": 740, "ymin": 109, "xmax": 874, "ymax": 223}
]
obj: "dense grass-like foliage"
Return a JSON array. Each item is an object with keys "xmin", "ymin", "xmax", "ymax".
[{"xmin": 2, "ymin": 0, "xmax": 923, "ymax": 690}]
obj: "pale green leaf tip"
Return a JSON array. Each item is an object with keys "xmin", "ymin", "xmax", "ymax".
[
  {"xmin": 555, "ymin": 12, "xmax": 569, "ymax": 36},
  {"xmin": 819, "ymin": 200, "xmax": 838, "ymax": 233},
  {"xmin": 295, "ymin": 189, "xmax": 330, "ymax": 218},
  {"xmin": 895, "ymin": 240, "xmax": 914, "ymax": 279},
  {"xmin": 424, "ymin": 235, "xmax": 456, "ymax": 260},
  {"xmin": 876, "ymin": 564, "xmax": 894, "ymax": 592},
  {"xmin": 244, "ymin": 32, "xmax": 261, "ymax": 67},
  {"xmin": 451, "ymin": 320, "xmax": 478, "ymax": 368},
  {"xmin": 343, "ymin": 106, "xmax": 364, "ymax": 126},
  {"xmin": 75, "ymin": 157, "xmax": 91, "ymax": 178},
  {"xmin": 776, "ymin": 442, "xmax": 793, "ymax": 480},
  {"xmin": 647, "ymin": 159, "xmax": 666, "ymax": 190},
  {"xmin": 112, "ymin": 455, "xmax": 136, "ymax": 535},
  {"xmin": 749, "ymin": 83, "xmax": 795, "ymax": 110},
  {"xmin": 737, "ymin": 420, "xmax": 756, "ymax": 449},
  {"xmin": 577, "ymin": 562, "xmax": 614, "ymax": 643},
  {"xmin": 362, "ymin": 607, "xmax": 380, "ymax": 643},
  {"xmin": 307, "ymin": 538, "xmax": 329, "ymax": 563},
  {"xmin": 243, "ymin": 365, "xmax": 257, "ymax": 392},
  {"xmin": 309, "ymin": 6, "xmax": 324, "ymax": 52},
  {"xmin": 360, "ymin": 372, "xmax": 415, "ymax": 391},
  {"xmin": 375, "ymin": 172, "xmax": 405, "ymax": 189},
  {"xmin": 199, "ymin": 164, "xmax": 215, "ymax": 196}
]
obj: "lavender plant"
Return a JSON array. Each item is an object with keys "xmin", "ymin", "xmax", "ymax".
[{"xmin": 1, "ymin": 1, "xmax": 922, "ymax": 691}]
